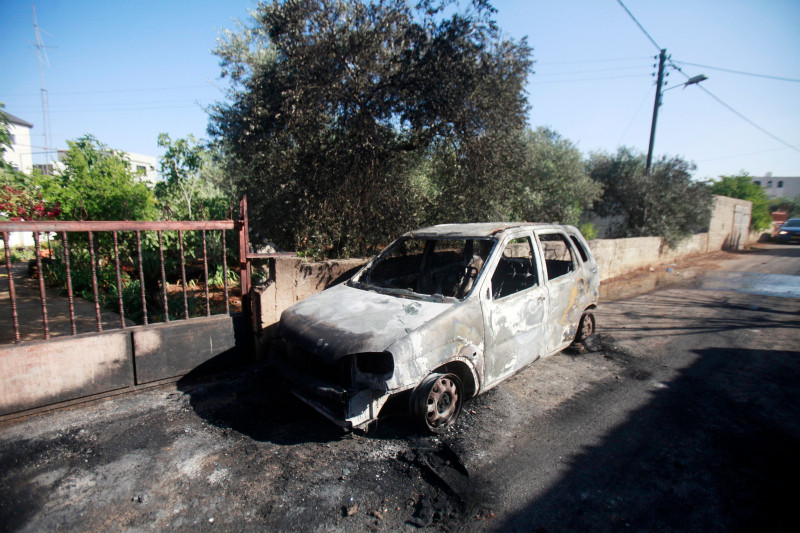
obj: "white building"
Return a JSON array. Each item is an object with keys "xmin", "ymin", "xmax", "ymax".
[
  {"xmin": 752, "ymin": 174, "xmax": 800, "ymax": 198},
  {"xmin": 44, "ymin": 150, "xmax": 159, "ymax": 184},
  {"xmin": 2, "ymin": 111, "xmax": 34, "ymax": 174},
  {"xmin": 124, "ymin": 152, "xmax": 159, "ymax": 184}
]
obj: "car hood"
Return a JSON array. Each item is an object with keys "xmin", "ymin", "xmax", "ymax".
[{"xmin": 279, "ymin": 283, "xmax": 453, "ymax": 362}]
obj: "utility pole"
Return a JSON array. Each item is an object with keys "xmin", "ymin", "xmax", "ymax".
[
  {"xmin": 646, "ymin": 49, "xmax": 666, "ymax": 174},
  {"xmin": 33, "ymin": 5, "xmax": 53, "ymax": 170}
]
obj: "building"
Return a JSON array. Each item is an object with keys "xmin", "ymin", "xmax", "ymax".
[
  {"xmin": 752, "ymin": 174, "xmax": 800, "ymax": 198},
  {"xmin": 31, "ymin": 150, "xmax": 158, "ymax": 183},
  {"xmin": 124, "ymin": 152, "xmax": 159, "ymax": 184},
  {"xmin": 2, "ymin": 111, "xmax": 34, "ymax": 174}
]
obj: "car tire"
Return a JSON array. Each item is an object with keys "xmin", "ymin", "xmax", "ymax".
[
  {"xmin": 574, "ymin": 312, "xmax": 595, "ymax": 343},
  {"xmin": 411, "ymin": 372, "xmax": 463, "ymax": 433}
]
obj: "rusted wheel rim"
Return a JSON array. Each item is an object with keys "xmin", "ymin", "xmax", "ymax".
[
  {"xmin": 580, "ymin": 314, "xmax": 594, "ymax": 339},
  {"xmin": 425, "ymin": 376, "xmax": 459, "ymax": 428}
]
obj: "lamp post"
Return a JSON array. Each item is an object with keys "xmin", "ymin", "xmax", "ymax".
[{"xmin": 645, "ymin": 49, "xmax": 708, "ymax": 173}]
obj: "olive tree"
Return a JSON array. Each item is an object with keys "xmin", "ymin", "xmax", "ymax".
[
  {"xmin": 209, "ymin": 0, "xmax": 532, "ymax": 258},
  {"xmin": 588, "ymin": 147, "xmax": 713, "ymax": 245}
]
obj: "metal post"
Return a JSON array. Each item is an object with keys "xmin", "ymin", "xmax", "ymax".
[
  {"xmin": 2, "ymin": 232, "xmax": 21, "ymax": 343},
  {"xmin": 238, "ymin": 196, "xmax": 251, "ymax": 323}
]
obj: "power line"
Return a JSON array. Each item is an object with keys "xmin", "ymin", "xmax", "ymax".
[
  {"xmin": 672, "ymin": 61, "xmax": 800, "ymax": 83},
  {"xmin": 536, "ymin": 56, "xmax": 650, "ymax": 65},
  {"xmin": 529, "ymin": 74, "xmax": 648, "ymax": 85},
  {"xmin": 615, "ymin": 0, "xmax": 799, "ymax": 162},
  {"xmin": 669, "ymin": 61, "xmax": 800, "ymax": 153},
  {"xmin": 0, "ymin": 84, "xmax": 215, "ymax": 98},
  {"xmin": 616, "ymin": 0, "xmax": 661, "ymax": 51},
  {"xmin": 535, "ymin": 65, "xmax": 651, "ymax": 76},
  {"xmin": 11, "ymin": 98, "xmax": 215, "ymax": 110},
  {"xmin": 696, "ymin": 146, "xmax": 793, "ymax": 163},
  {"xmin": 695, "ymin": 85, "xmax": 800, "ymax": 153},
  {"xmin": 618, "ymin": 83, "xmax": 655, "ymax": 145}
]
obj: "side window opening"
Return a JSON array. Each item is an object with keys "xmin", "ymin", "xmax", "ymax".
[
  {"xmin": 539, "ymin": 233, "xmax": 576, "ymax": 281},
  {"xmin": 569, "ymin": 235, "xmax": 589, "ymax": 263},
  {"xmin": 490, "ymin": 237, "xmax": 538, "ymax": 299}
]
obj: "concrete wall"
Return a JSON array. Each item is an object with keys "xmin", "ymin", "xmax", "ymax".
[
  {"xmin": 252, "ymin": 258, "xmax": 367, "ymax": 336},
  {"xmin": 588, "ymin": 233, "xmax": 711, "ymax": 281}
]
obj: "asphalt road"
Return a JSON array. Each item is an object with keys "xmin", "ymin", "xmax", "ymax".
[{"xmin": 1, "ymin": 243, "xmax": 798, "ymax": 532}]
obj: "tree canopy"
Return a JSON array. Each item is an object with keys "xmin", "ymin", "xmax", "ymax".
[
  {"xmin": 709, "ymin": 173, "xmax": 772, "ymax": 231},
  {"xmin": 510, "ymin": 128, "xmax": 602, "ymax": 226},
  {"xmin": 36, "ymin": 135, "xmax": 156, "ymax": 221},
  {"xmin": 588, "ymin": 148, "xmax": 713, "ymax": 245},
  {"xmin": 210, "ymin": 0, "xmax": 533, "ymax": 257}
]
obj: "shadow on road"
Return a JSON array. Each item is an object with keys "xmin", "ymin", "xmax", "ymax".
[
  {"xmin": 745, "ymin": 243, "xmax": 800, "ymax": 259},
  {"xmin": 493, "ymin": 345, "xmax": 800, "ymax": 532},
  {"xmin": 175, "ymin": 355, "xmax": 423, "ymax": 445},
  {"xmin": 176, "ymin": 358, "xmax": 347, "ymax": 445}
]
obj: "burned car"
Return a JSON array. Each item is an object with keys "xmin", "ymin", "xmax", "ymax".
[{"xmin": 275, "ymin": 223, "xmax": 599, "ymax": 432}]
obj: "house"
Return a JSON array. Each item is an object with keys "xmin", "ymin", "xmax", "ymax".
[
  {"xmin": 752, "ymin": 174, "xmax": 800, "ymax": 198},
  {"xmin": 1, "ymin": 111, "xmax": 34, "ymax": 174},
  {"xmin": 123, "ymin": 152, "xmax": 159, "ymax": 184}
]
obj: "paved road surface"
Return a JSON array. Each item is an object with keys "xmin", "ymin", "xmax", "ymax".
[{"xmin": 1, "ymin": 244, "xmax": 798, "ymax": 531}]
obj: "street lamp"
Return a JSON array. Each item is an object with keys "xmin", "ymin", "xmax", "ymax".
[{"xmin": 664, "ymin": 74, "xmax": 709, "ymax": 91}]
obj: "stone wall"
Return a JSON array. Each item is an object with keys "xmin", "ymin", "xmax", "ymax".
[{"xmin": 251, "ymin": 257, "xmax": 368, "ymax": 339}]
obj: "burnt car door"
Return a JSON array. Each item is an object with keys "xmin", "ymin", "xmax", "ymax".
[
  {"xmin": 480, "ymin": 233, "xmax": 548, "ymax": 387},
  {"xmin": 536, "ymin": 230, "xmax": 584, "ymax": 354}
]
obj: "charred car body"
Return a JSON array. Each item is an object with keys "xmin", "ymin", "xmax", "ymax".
[{"xmin": 275, "ymin": 223, "xmax": 599, "ymax": 432}]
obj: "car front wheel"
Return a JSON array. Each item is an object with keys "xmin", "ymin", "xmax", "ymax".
[{"xmin": 412, "ymin": 372, "xmax": 463, "ymax": 433}]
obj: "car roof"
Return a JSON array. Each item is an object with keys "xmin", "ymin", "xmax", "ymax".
[{"xmin": 407, "ymin": 222, "xmax": 568, "ymax": 238}]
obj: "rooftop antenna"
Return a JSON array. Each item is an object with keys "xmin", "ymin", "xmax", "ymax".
[{"xmin": 33, "ymin": 4, "xmax": 54, "ymax": 169}]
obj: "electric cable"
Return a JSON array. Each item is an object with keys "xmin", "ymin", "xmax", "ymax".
[
  {"xmin": 616, "ymin": 0, "xmax": 661, "ymax": 51},
  {"xmin": 695, "ymin": 85, "xmax": 800, "ymax": 153},
  {"xmin": 671, "ymin": 61, "xmax": 800, "ymax": 83},
  {"xmin": 669, "ymin": 61, "xmax": 799, "ymax": 153},
  {"xmin": 618, "ymin": 83, "xmax": 655, "ymax": 145},
  {"xmin": 529, "ymin": 74, "xmax": 647, "ymax": 85},
  {"xmin": 696, "ymin": 146, "xmax": 792, "ymax": 163},
  {"xmin": 537, "ymin": 56, "xmax": 650, "ymax": 65}
]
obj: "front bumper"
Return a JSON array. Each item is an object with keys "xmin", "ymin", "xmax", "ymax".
[
  {"xmin": 273, "ymin": 353, "xmax": 391, "ymax": 429},
  {"xmin": 775, "ymin": 231, "xmax": 800, "ymax": 243}
]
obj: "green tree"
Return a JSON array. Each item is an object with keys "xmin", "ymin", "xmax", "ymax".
[
  {"xmin": 156, "ymin": 133, "xmax": 206, "ymax": 220},
  {"xmin": 709, "ymin": 173, "xmax": 772, "ymax": 231},
  {"xmin": 770, "ymin": 195, "xmax": 800, "ymax": 219},
  {"xmin": 509, "ymin": 128, "xmax": 602, "ymax": 225},
  {"xmin": 36, "ymin": 135, "xmax": 156, "ymax": 221},
  {"xmin": 210, "ymin": 0, "xmax": 532, "ymax": 258},
  {"xmin": 1, "ymin": 104, "xmax": 60, "ymax": 221},
  {"xmin": 588, "ymin": 148, "xmax": 713, "ymax": 245}
]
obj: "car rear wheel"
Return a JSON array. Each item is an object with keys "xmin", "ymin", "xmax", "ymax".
[
  {"xmin": 412, "ymin": 372, "xmax": 463, "ymax": 433},
  {"xmin": 575, "ymin": 312, "xmax": 595, "ymax": 343}
]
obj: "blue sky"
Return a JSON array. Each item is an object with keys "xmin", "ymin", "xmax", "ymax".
[{"xmin": 1, "ymin": 0, "xmax": 798, "ymax": 180}]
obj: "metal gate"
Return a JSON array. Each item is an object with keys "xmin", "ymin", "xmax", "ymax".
[
  {"xmin": 730, "ymin": 205, "xmax": 751, "ymax": 251},
  {"xmin": 0, "ymin": 197, "xmax": 271, "ymax": 419}
]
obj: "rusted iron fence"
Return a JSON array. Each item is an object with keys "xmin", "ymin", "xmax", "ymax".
[
  {"xmin": 1, "ymin": 219, "xmax": 237, "ymax": 344},
  {"xmin": 1, "ymin": 195, "xmax": 295, "ymax": 346}
]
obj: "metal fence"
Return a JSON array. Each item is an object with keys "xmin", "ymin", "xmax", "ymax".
[{"xmin": 1, "ymin": 219, "xmax": 237, "ymax": 344}]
